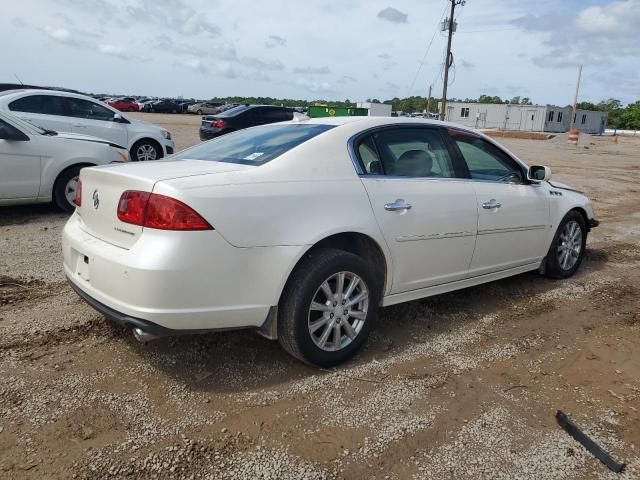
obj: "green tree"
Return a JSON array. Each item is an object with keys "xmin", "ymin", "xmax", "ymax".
[{"xmin": 509, "ymin": 96, "xmax": 521, "ymax": 104}]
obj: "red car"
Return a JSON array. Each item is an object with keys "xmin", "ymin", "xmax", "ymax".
[{"xmin": 107, "ymin": 97, "xmax": 140, "ymax": 112}]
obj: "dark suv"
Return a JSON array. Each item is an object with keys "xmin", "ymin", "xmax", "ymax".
[{"xmin": 199, "ymin": 105, "xmax": 294, "ymax": 140}]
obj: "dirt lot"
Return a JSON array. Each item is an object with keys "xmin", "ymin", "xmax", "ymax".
[{"xmin": 1, "ymin": 115, "xmax": 639, "ymax": 479}]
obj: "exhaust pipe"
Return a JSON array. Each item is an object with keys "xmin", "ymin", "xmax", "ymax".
[{"xmin": 132, "ymin": 327, "xmax": 159, "ymax": 343}]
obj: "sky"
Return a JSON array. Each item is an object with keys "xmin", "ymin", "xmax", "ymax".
[{"xmin": 1, "ymin": 0, "xmax": 639, "ymax": 106}]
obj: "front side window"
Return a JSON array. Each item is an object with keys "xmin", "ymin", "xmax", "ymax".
[
  {"xmin": 66, "ymin": 98, "xmax": 115, "ymax": 121},
  {"xmin": 357, "ymin": 128, "xmax": 456, "ymax": 178},
  {"xmin": 448, "ymin": 129, "xmax": 524, "ymax": 184},
  {"xmin": 9, "ymin": 95, "xmax": 65, "ymax": 116},
  {"xmin": 172, "ymin": 123, "xmax": 334, "ymax": 165}
]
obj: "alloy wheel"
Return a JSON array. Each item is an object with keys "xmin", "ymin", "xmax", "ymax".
[
  {"xmin": 136, "ymin": 144, "xmax": 157, "ymax": 161},
  {"xmin": 64, "ymin": 176, "xmax": 78, "ymax": 208},
  {"xmin": 557, "ymin": 220, "xmax": 583, "ymax": 270},
  {"xmin": 307, "ymin": 271, "xmax": 369, "ymax": 352}
]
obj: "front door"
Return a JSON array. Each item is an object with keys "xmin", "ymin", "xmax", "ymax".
[
  {"xmin": 64, "ymin": 97, "xmax": 128, "ymax": 147},
  {"xmin": 0, "ymin": 119, "xmax": 41, "ymax": 199},
  {"xmin": 356, "ymin": 126, "xmax": 478, "ymax": 293},
  {"xmin": 447, "ymin": 128, "xmax": 550, "ymax": 276}
]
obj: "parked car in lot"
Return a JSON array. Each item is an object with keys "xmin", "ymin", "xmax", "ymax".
[
  {"xmin": 0, "ymin": 111, "xmax": 128, "ymax": 212},
  {"xmin": 0, "ymin": 89, "xmax": 174, "ymax": 162},
  {"xmin": 188, "ymin": 102, "xmax": 224, "ymax": 115},
  {"xmin": 63, "ymin": 117, "xmax": 598, "ymax": 367},
  {"xmin": 199, "ymin": 104, "xmax": 294, "ymax": 140},
  {"xmin": 107, "ymin": 97, "xmax": 140, "ymax": 112},
  {"xmin": 148, "ymin": 99, "xmax": 180, "ymax": 113}
]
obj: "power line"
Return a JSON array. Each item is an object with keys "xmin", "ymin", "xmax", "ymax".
[{"xmin": 406, "ymin": 1, "xmax": 449, "ymax": 96}]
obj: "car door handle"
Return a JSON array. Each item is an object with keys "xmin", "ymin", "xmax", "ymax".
[
  {"xmin": 384, "ymin": 201, "xmax": 412, "ymax": 212},
  {"xmin": 482, "ymin": 199, "xmax": 502, "ymax": 209}
]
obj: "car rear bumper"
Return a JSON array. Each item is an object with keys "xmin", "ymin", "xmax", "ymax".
[
  {"xmin": 199, "ymin": 127, "xmax": 231, "ymax": 141},
  {"xmin": 62, "ymin": 212, "xmax": 303, "ymax": 332}
]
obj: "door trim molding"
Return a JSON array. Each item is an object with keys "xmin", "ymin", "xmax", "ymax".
[
  {"xmin": 396, "ymin": 231, "xmax": 475, "ymax": 242},
  {"xmin": 477, "ymin": 224, "xmax": 547, "ymax": 236}
]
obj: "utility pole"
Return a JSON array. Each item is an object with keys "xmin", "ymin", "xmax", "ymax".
[
  {"xmin": 570, "ymin": 64, "xmax": 583, "ymax": 130},
  {"xmin": 426, "ymin": 84, "xmax": 432, "ymax": 117},
  {"xmin": 439, "ymin": 0, "xmax": 465, "ymax": 121}
]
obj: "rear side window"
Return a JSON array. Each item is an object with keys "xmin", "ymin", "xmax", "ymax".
[
  {"xmin": 172, "ymin": 124, "xmax": 334, "ymax": 165},
  {"xmin": 9, "ymin": 95, "xmax": 65, "ymax": 116},
  {"xmin": 357, "ymin": 127, "xmax": 456, "ymax": 178},
  {"xmin": 448, "ymin": 129, "xmax": 523, "ymax": 183}
]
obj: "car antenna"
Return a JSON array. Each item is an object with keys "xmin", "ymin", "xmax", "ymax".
[{"xmin": 14, "ymin": 73, "xmax": 24, "ymax": 85}]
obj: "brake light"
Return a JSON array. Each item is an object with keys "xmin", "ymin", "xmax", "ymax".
[
  {"xmin": 74, "ymin": 178, "xmax": 82, "ymax": 207},
  {"xmin": 212, "ymin": 119, "xmax": 227, "ymax": 128},
  {"xmin": 117, "ymin": 191, "xmax": 213, "ymax": 231}
]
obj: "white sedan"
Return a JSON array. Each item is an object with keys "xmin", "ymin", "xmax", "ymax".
[
  {"xmin": 62, "ymin": 117, "xmax": 598, "ymax": 366},
  {"xmin": 0, "ymin": 89, "xmax": 174, "ymax": 162},
  {"xmin": 0, "ymin": 111, "xmax": 128, "ymax": 212}
]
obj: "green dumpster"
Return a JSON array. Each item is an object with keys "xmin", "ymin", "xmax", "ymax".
[{"xmin": 307, "ymin": 105, "xmax": 368, "ymax": 118}]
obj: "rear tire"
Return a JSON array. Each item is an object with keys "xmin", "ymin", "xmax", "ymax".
[
  {"xmin": 544, "ymin": 210, "xmax": 587, "ymax": 279},
  {"xmin": 277, "ymin": 248, "xmax": 379, "ymax": 367},
  {"xmin": 53, "ymin": 166, "xmax": 82, "ymax": 213},
  {"xmin": 197, "ymin": 109, "xmax": 203, "ymax": 115}
]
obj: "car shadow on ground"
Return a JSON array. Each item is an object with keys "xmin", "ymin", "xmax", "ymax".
[
  {"xmin": 0, "ymin": 204, "xmax": 68, "ymax": 226},
  {"xmin": 114, "ymin": 249, "xmax": 609, "ymax": 395}
]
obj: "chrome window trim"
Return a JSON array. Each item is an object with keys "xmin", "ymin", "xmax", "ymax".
[{"xmin": 347, "ymin": 123, "xmax": 532, "ymax": 184}]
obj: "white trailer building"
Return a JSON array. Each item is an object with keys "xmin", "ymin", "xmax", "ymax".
[
  {"xmin": 440, "ymin": 102, "xmax": 607, "ymax": 134},
  {"xmin": 357, "ymin": 102, "xmax": 392, "ymax": 117}
]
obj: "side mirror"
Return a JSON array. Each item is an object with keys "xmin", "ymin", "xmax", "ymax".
[
  {"xmin": 528, "ymin": 165, "xmax": 552, "ymax": 181},
  {"xmin": 0, "ymin": 123, "xmax": 29, "ymax": 141},
  {"xmin": 112, "ymin": 113, "xmax": 130, "ymax": 124}
]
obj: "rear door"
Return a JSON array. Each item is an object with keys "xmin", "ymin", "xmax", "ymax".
[
  {"xmin": 357, "ymin": 126, "xmax": 478, "ymax": 293},
  {"xmin": 64, "ymin": 97, "xmax": 128, "ymax": 147},
  {"xmin": 446, "ymin": 128, "xmax": 550, "ymax": 275},
  {"xmin": 0, "ymin": 119, "xmax": 41, "ymax": 199},
  {"xmin": 8, "ymin": 94, "xmax": 70, "ymax": 133}
]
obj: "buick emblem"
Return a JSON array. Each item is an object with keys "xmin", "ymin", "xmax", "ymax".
[{"xmin": 92, "ymin": 190, "xmax": 100, "ymax": 210}]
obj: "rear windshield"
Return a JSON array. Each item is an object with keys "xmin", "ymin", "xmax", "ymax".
[
  {"xmin": 172, "ymin": 124, "xmax": 334, "ymax": 166},
  {"xmin": 216, "ymin": 105, "xmax": 251, "ymax": 117}
]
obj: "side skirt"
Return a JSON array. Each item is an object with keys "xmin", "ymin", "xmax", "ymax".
[{"xmin": 381, "ymin": 262, "xmax": 540, "ymax": 307}]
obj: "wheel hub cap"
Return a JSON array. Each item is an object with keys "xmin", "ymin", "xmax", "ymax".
[
  {"xmin": 308, "ymin": 271, "xmax": 369, "ymax": 352},
  {"xmin": 557, "ymin": 220, "xmax": 582, "ymax": 270}
]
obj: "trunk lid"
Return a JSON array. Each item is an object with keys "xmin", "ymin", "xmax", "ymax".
[{"xmin": 77, "ymin": 160, "xmax": 251, "ymax": 249}]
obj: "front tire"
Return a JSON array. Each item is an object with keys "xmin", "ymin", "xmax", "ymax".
[
  {"xmin": 544, "ymin": 211, "xmax": 587, "ymax": 278},
  {"xmin": 278, "ymin": 248, "xmax": 379, "ymax": 367},
  {"xmin": 196, "ymin": 109, "xmax": 203, "ymax": 115},
  {"xmin": 130, "ymin": 139, "xmax": 160, "ymax": 162},
  {"xmin": 53, "ymin": 166, "xmax": 82, "ymax": 213}
]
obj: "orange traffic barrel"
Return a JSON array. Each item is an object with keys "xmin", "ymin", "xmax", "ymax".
[{"xmin": 568, "ymin": 128, "xmax": 579, "ymax": 145}]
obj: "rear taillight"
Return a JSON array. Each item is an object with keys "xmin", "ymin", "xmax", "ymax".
[
  {"xmin": 117, "ymin": 191, "xmax": 213, "ymax": 231},
  {"xmin": 212, "ymin": 119, "xmax": 227, "ymax": 128},
  {"xmin": 74, "ymin": 178, "xmax": 82, "ymax": 207}
]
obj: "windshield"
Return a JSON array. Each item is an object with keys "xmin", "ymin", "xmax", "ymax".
[{"xmin": 172, "ymin": 123, "xmax": 334, "ymax": 166}]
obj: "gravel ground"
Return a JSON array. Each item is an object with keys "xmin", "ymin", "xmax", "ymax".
[{"xmin": 1, "ymin": 115, "xmax": 639, "ymax": 479}]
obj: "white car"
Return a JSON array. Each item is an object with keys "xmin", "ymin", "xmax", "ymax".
[
  {"xmin": 0, "ymin": 111, "xmax": 128, "ymax": 212},
  {"xmin": 62, "ymin": 117, "xmax": 598, "ymax": 366},
  {"xmin": 0, "ymin": 89, "xmax": 174, "ymax": 162}
]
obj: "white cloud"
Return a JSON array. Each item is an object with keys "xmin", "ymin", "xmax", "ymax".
[
  {"xmin": 44, "ymin": 26, "xmax": 78, "ymax": 46},
  {"xmin": 293, "ymin": 66, "xmax": 331, "ymax": 75}
]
